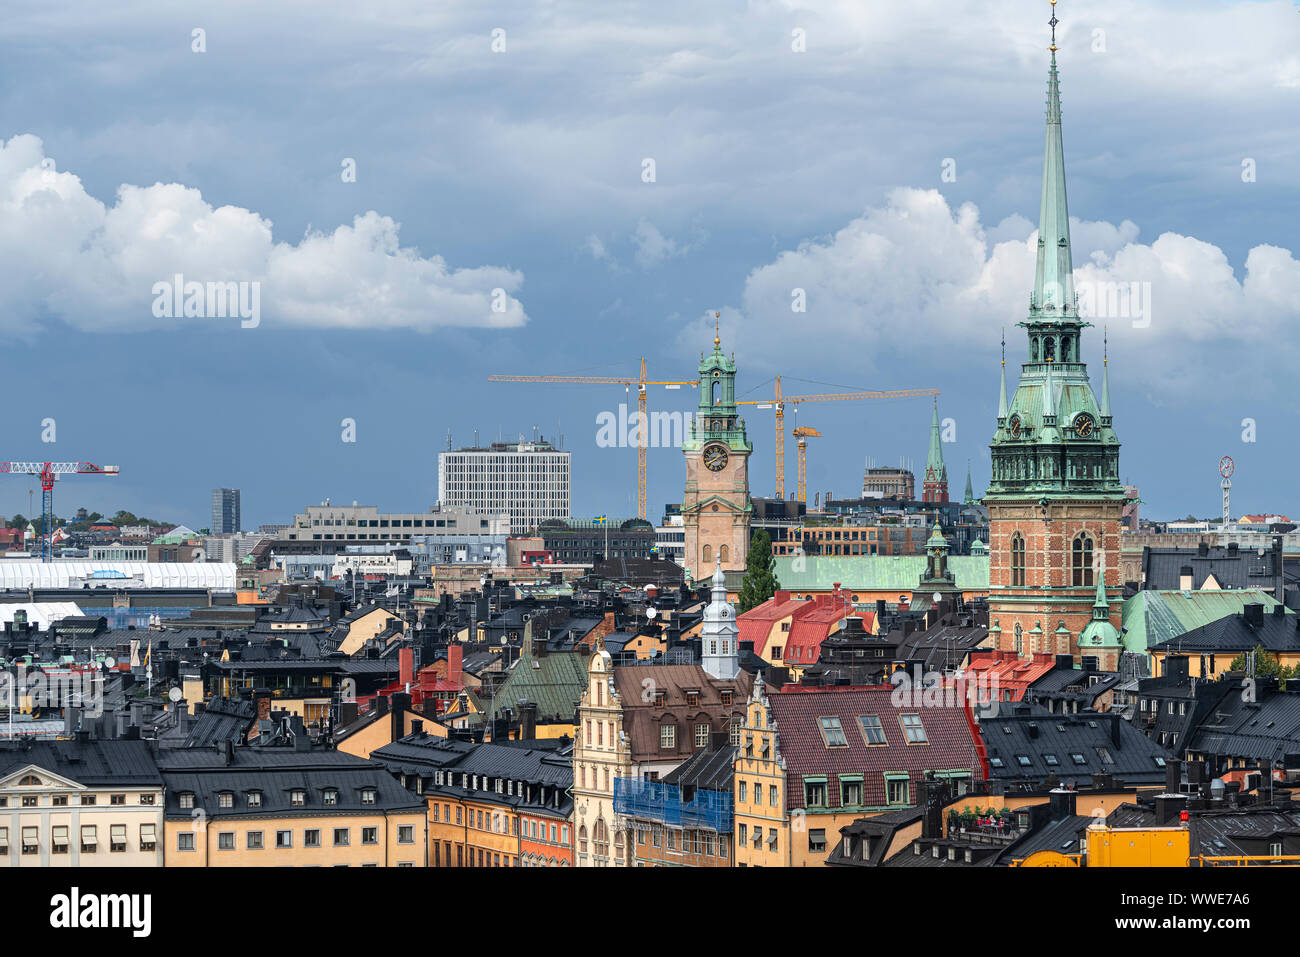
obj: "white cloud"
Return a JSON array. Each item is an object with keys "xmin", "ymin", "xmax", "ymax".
[
  {"xmin": 721, "ymin": 187, "xmax": 1300, "ymax": 389},
  {"xmin": 0, "ymin": 134, "xmax": 527, "ymax": 333},
  {"xmin": 631, "ymin": 219, "xmax": 686, "ymax": 269}
]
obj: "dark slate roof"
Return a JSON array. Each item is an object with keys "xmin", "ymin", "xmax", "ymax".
[
  {"xmin": 1107, "ymin": 800, "xmax": 1300, "ymax": 859},
  {"xmin": 0, "ymin": 739, "xmax": 162, "ymax": 787},
  {"xmin": 183, "ymin": 697, "xmax": 257, "ymax": 748},
  {"xmin": 979, "ymin": 709, "xmax": 1172, "ymax": 787},
  {"xmin": 157, "ymin": 748, "xmax": 424, "ymax": 818},
  {"xmin": 663, "ymin": 742, "xmax": 737, "ymax": 791},
  {"xmin": 825, "ymin": 806, "xmax": 925, "ymax": 867},
  {"xmin": 1149, "ymin": 604, "xmax": 1300, "ymax": 654},
  {"xmin": 1184, "ymin": 687, "xmax": 1300, "ymax": 762},
  {"xmin": 1142, "ymin": 545, "xmax": 1283, "ymax": 592}
]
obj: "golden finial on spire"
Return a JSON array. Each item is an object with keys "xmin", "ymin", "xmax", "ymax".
[
  {"xmin": 1001, "ymin": 327, "xmax": 1006, "ymax": 367},
  {"xmin": 1049, "ymin": 0, "xmax": 1059, "ymax": 53},
  {"xmin": 713, "ymin": 311, "xmax": 721, "ymax": 347},
  {"xmin": 1103, "ymin": 324, "xmax": 1108, "ymax": 365}
]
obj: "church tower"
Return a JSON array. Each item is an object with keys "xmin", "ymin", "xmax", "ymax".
[
  {"xmin": 681, "ymin": 321, "xmax": 753, "ymax": 582},
  {"xmin": 922, "ymin": 401, "xmax": 949, "ymax": 503},
  {"xmin": 700, "ymin": 559, "xmax": 741, "ymax": 680},
  {"xmin": 986, "ymin": 3, "xmax": 1124, "ymax": 663}
]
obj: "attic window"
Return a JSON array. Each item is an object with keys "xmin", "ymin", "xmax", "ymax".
[
  {"xmin": 361, "ymin": 788, "xmax": 376, "ymax": 805},
  {"xmin": 323, "ymin": 789, "xmax": 339, "ymax": 806},
  {"xmin": 686, "ymin": 691, "xmax": 700, "ymax": 708},
  {"xmin": 247, "ymin": 791, "xmax": 262, "ymax": 807},
  {"xmin": 1070, "ymin": 752, "xmax": 1087, "ymax": 765}
]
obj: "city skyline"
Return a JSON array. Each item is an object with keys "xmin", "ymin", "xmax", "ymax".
[{"xmin": 1, "ymin": 1, "xmax": 1296, "ymax": 531}]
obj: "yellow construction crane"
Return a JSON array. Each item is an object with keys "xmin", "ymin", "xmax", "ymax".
[
  {"xmin": 487, "ymin": 359, "xmax": 697, "ymax": 521},
  {"xmin": 736, "ymin": 378, "xmax": 941, "ymax": 499},
  {"xmin": 791, "ymin": 426, "xmax": 821, "ymax": 504}
]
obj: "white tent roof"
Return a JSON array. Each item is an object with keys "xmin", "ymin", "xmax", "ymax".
[
  {"xmin": 0, "ymin": 562, "xmax": 236, "ymax": 590},
  {"xmin": 0, "ymin": 601, "xmax": 85, "ymax": 628}
]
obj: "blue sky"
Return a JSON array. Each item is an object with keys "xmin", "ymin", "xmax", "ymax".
[{"xmin": 1, "ymin": 0, "xmax": 1297, "ymax": 530}]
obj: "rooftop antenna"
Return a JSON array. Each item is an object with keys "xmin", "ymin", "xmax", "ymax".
[{"xmin": 446, "ymin": 428, "xmax": 452, "ymax": 451}]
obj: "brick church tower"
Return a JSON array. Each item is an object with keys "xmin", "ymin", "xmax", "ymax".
[
  {"xmin": 985, "ymin": 6, "xmax": 1124, "ymax": 668},
  {"xmin": 921, "ymin": 401, "xmax": 948, "ymax": 504}
]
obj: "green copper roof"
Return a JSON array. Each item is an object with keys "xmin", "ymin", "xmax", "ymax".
[
  {"xmin": 774, "ymin": 555, "xmax": 989, "ymax": 593},
  {"xmin": 926, "ymin": 401, "xmax": 945, "ymax": 477},
  {"xmin": 1031, "ymin": 51, "xmax": 1075, "ymax": 321},
  {"xmin": 489, "ymin": 635, "xmax": 588, "ymax": 722},
  {"xmin": 1120, "ymin": 589, "xmax": 1290, "ymax": 656},
  {"xmin": 963, "ymin": 462, "xmax": 975, "ymax": 504}
]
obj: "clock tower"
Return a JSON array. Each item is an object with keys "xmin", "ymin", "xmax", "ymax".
[
  {"xmin": 985, "ymin": 7, "xmax": 1125, "ymax": 669},
  {"xmin": 681, "ymin": 325, "xmax": 753, "ymax": 583}
]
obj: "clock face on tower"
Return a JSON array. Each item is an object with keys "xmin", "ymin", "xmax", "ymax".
[
  {"xmin": 1008, "ymin": 415, "xmax": 1022, "ymax": 439},
  {"xmin": 1074, "ymin": 413, "xmax": 1095, "ymax": 438},
  {"xmin": 703, "ymin": 444, "xmax": 729, "ymax": 472}
]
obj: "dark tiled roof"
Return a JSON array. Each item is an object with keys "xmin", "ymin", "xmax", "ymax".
[
  {"xmin": 1185, "ymin": 687, "xmax": 1300, "ymax": 762},
  {"xmin": 979, "ymin": 710, "xmax": 1171, "ymax": 787},
  {"xmin": 1149, "ymin": 605, "xmax": 1300, "ymax": 654}
]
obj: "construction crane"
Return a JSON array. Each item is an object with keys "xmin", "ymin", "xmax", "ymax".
[
  {"xmin": 791, "ymin": 427, "xmax": 822, "ymax": 504},
  {"xmin": 0, "ymin": 462, "xmax": 119, "ymax": 561},
  {"xmin": 736, "ymin": 378, "xmax": 941, "ymax": 499},
  {"xmin": 488, "ymin": 359, "xmax": 696, "ymax": 522}
]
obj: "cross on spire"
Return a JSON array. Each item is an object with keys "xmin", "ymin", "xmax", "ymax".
[{"xmin": 1049, "ymin": 0, "xmax": 1059, "ymax": 52}]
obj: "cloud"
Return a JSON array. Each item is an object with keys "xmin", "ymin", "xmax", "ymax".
[
  {"xmin": 631, "ymin": 219, "xmax": 683, "ymax": 269},
  {"xmin": 0, "ymin": 134, "xmax": 527, "ymax": 333},
  {"xmin": 722, "ymin": 187, "xmax": 1300, "ymax": 389}
]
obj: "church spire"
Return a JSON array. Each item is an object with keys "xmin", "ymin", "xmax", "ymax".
[
  {"xmin": 1100, "ymin": 326, "xmax": 1112, "ymax": 418},
  {"xmin": 923, "ymin": 400, "xmax": 949, "ymax": 503},
  {"xmin": 1031, "ymin": 0, "xmax": 1075, "ymax": 322},
  {"xmin": 963, "ymin": 460, "xmax": 975, "ymax": 504},
  {"xmin": 997, "ymin": 329, "xmax": 1009, "ymax": 421}
]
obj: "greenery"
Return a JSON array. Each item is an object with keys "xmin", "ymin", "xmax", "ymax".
[
  {"xmin": 1228, "ymin": 644, "xmax": 1295, "ymax": 680},
  {"xmin": 738, "ymin": 529, "xmax": 780, "ymax": 613}
]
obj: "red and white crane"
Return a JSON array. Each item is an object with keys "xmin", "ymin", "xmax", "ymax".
[{"xmin": 0, "ymin": 462, "xmax": 120, "ymax": 562}]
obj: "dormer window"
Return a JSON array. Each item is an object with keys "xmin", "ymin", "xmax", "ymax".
[
  {"xmin": 290, "ymin": 789, "xmax": 305, "ymax": 807},
  {"xmin": 247, "ymin": 791, "xmax": 262, "ymax": 807},
  {"xmin": 323, "ymin": 789, "xmax": 339, "ymax": 806},
  {"xmin": 218, "ymin": 792, "xmax": 233, "ymax": 809},
  {"xmin": 686, "ymin": 691, "xmax": 700, "ymax": 708},
  {"xmin": 361, "ymin": 788, "xmax": 376, "ymax": 805}
]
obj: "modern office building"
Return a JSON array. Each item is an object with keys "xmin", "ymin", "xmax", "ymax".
[
  {"xmin": 281, "ymin": 503, "xmax": 509, "ymax": 547},
  {"xmin": 211, "ymin": 488, "xmax": 241, "ymax": 535},
  {"xmin": 438, "ymin": 438, "xmax": 571, "ymax": 535}
]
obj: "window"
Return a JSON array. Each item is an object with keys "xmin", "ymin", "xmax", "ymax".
[
  {"xmin": 140, "ymin": 794, "xmax": 155, "ymax": 805},
  {"xmin": 738, "ymin": 781, "xmax": 748, "ymax": 803},
  {"xmin": 1070, "ymin": 752, "xmax": 1088, "ymax": 765},
  {"xmin": 290, "ymin": 789, "xmax": 305, "ymax": 807},
  {"xmin": 362, "ymin": 827, "xmax": 378, "ymax": 845},
  {"xmin": 858, "ymin": 714, "xmax": 887, "ymax": 745},
  {"xmin": 22, "ymin": 827, "xmax": 38, "ymax": 855},
  {"xmin": 887, "ymin": 778, "xmax": 910, "ymax": 805},
  {"xmin": 841, "ymin": 778, "xmax": 862, "ymax": 806},
  {"xmin": 52, "ymin": 826, "xmax": 69, "ymax": 854},
  {"xmin": 110, "ymin": 825, "xmax": 127, "ymax": 852},
  {"xmin": 21, "ymin": 796, "xmax": 36, "ymax": 807},
  {"xmin": 804, "ymin": 780, "xmax": 827, "ymax": 807},
  {"xmin": 218, "ymin": 832, "xmax": 235, "ymax": 850},
  {"xmin": 1011, "ymin": 533, "xmax": 1026, "ymax": 587},
  {"xmin": 218, "ymin": 792, "xmax": 233, "ymax": 809},
  {"xmin": 0, "ymin": 828, "xmax": 7, "ymax": 853},
  {"xmin": 178, "ymin": 792, "xmax": 194, "ymax": 809},
  {"xmin": 323, "ymin": 788, "xmax": 339, "ymax": 805},
  {"xmin": 695, "ymin": 723, "xmax": 710, "ymax": 748},
  {"xmin": 809, "ymin": 829, "xmax": 826, "ymax": 853},
  {"xmin": 1043, "ymin": 753, "xmax": 1059, "ymax": 766},
  {"xmin": 304, "ymin": 829, "xmax": 321, "ymax": 848},
  {"xmin": 660, "ymin": 724, "xmax": 676, "ymax": 749},
  {"xmin": 247, "ymin": 791, "xmax": 262, "ymax": 808},
  {"xmin": 361, "ymin": 788, "xmax": 376, "ymax": 805},
  {"xmin": 111, "ymin": 794, "xmax": 126, "ymax": 805},
  {"xmin": 398, "ymin": 826, "xmax": 414, "ymax": 844},
  {"xmin": 52, "ymin": 795, "xmax": 68, "ymax": 807},
  {"xmin": 818, "ymin": 716, "xmax": 848, "ymax": 748},
  {"xmin": 770, "ymin": 785, "xmax": 778, "ymax": 806},
  {"xmin": 176, "ymin": 832, "xmax": 194, "ymax": 852},
  {"xmin": 899, "ymin": 714, "xmax": 928, "ymax": 744},
  {"xmin": 1072, "ymin": 534, "xmax": 1094, "ymax": 587},
  {"xmin": 686, "ymin": 691, "xmax": 700, "ymax": 708},
  {"xmin": 334, "ymin": 828, "xmax": 350, "ymax": 847},
  {"xmin": 1016, "ymin": 755, "xmax": 1032, "ymax": 767},
  {"xmin": 1096, "ymin": 747, "xmax": 1115, "ymax": 765},
  {"xmin": 276, "ymin": 830, "xmax": 293, "ymax": 849}
]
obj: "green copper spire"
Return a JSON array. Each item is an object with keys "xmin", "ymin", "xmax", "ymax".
[
  {"xmin": 1030, "ymin": 37, "xmax": 1076, "ymax": 321},
  {"xmin": 963, "ymin": 460, "xmax": 975, "ymax": 504},
  {"xmin": 1092, "ymin": 575, "xmax": 1110, "ymax": 615},
  {"xmin": 927, "ymin": 400, "xmax": 945, "ymax": 474}
]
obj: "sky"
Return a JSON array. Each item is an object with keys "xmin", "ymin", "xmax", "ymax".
[{"xmin": 1, "ymin": 0, "xmax": 1297, "ymax": 531}]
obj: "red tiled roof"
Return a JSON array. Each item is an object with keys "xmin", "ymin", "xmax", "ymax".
[
  {"xmin": 737, "ymin": 591, "xmax": 809, "ymax": 652},
  {"xmin": 963, "ymin": 650, "xmax": 1056, "ymax": 702},
  {"xmin": 783, "ymin": 595, "xmax": 854, "ymax": 666},
  {"xmin": 768, "ymin": 685, "xmax": 983, "ymax": 810}
]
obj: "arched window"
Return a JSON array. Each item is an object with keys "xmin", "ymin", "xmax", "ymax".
[
  {"xmin": 578, "ymin": 825, "xmax": 588, "ymax": 854},
  {"xmin": 18, "ymin": 775, "xmax": 40, "ymax": 787},
  {"xmin": 702, "ymin": 544, "xmax": 712, "ymax": 564},
  {"xmin": 1072, "ymin": 534, "xmax": 1094, "ymax": 586},
  {"xmin": 1044, "ymin": 337, "xmax": 1056, "ymax": 362},
  {"xmin": 711, "ymin": 380, "xmax": 721, "ymax": 405},
  {"xmin": 719, "ymin": 544, "xmax": 729, "ymax": 564},
  {"xmin": 1010, "ymin": 533, "xmax": 1025, "ymax": 587},
  {"xmin": 1013, "ymin": 623, "xmax": 1023, "ymax": 657}
]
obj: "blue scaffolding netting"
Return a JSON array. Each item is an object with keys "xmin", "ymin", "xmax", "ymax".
[{"xmin": 613, "ymin": 777, "xmax": 733, "ymax": 833}]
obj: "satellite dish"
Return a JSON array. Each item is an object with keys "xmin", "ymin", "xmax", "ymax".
[
  {"xmin": 168, "ymin": 687, "xmax": 183, "ymax": 702},
  {"xmin": 933, "ymin": 592, "xmax": 942, "ymax": 604},
  {"xmin": 646, "ymin": 607, "xmax": 658, "ymax": 620}
]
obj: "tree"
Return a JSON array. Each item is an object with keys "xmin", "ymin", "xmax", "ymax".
[
  {"xmin": 1229, "ymin": 644, "xmax": 1293, "ymax": 679},
  {"xmin": 738, "ymin": 529, "xmax": 780, "ymax": 613}
]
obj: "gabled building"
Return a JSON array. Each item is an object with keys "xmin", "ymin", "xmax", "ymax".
[
  {"xmin": 1149, "ymin": 602, "xmax": 1300, "ymax": 678},
  {"xmin": 734, "ymin": 682, "xmax": 987, "ymax": 867}
]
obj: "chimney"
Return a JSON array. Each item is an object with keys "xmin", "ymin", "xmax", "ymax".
[
  {"xmin": 448, "ymin": 643, "xmax": 464, "ymax": 686},
  {"xmin": 1227, "ymin": 541, "xmax": 1239, "ymax": 556},
  {"xmin": 1165, "ymin": 758, "xmax": 1182, "ymax": 794},
  {"xmin": 399, "ymin": 646, "xmax": 414, "ymax": 689},
  {"xmin": 1048, "ymin": 787, "xmax": 1076, "ymax": 819},
  {"xmin": 1178, "ymin": 566, "xmax": 1194, "ymax": 590},
  {"xmin": 1243, "ymin": 603, "xmax": 1265, "ymax": 628},
  {"xmin": 1274, "ymin": 536, "xmax": 1285, "ymax": 604},
  {"xmin": 520, "ymin": 701, "xmax": 538, "ymax": 740},
  {"xmin": 1163, "ymin": 655, "xmax": 1190, "ymax": 682},
  {"xmin": 411, "ymin": 719, "xmax": 423, "ymax": 736},
  {"xmin": 1109, "ymin": 713, "xmax": 1122, "ymax": 749},
  {"xmin": 222, "ymin": 739, "xmax": 234, "ymax": 766},
  {"xmin": 1197, "ymin": 542, "xmax": 1209, "ymax": 558},
  {"xmin": 1154, "ymin": 793, "xmax": 1188, "ymax": 826}
]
